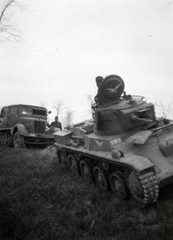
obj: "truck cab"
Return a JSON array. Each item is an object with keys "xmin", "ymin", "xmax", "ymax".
[{"xmin": 0, "ymin": 104, "xmax": 55, "ymax": 148}]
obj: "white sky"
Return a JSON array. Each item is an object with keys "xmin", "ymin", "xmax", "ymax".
[{"xmin": 0, "ymin": 0, "xmax": 173, "ymax": 124}]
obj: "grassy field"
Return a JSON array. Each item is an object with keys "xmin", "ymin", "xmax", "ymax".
[{"xmin": 0, "ymin": 146, "xmax": 173, "ymax": 240}]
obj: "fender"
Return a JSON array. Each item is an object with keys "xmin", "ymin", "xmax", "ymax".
[
  {"xmin": 12, "ymin": 124, "xmax": 29, "ymax": 136},
  {"xmin": 120, "ymin": 154, "xmax": 154, "ymax": 173}
]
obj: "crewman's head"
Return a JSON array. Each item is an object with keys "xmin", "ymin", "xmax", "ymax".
[{"xmin": 95, "ymin": 76, "xmax": 103, "ymax": 87}]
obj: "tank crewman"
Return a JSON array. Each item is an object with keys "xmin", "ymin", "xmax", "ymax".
[
  {"xmin": 50, "ymin": 116, "xmax": 62, "ymax": 130},
  {"xmin": 91, "ymin": 76, "xmax": 104, "ymax": 119},
  {"xmin": 94, "ymin": 76, "xmax": 104, "ymax": 105}
]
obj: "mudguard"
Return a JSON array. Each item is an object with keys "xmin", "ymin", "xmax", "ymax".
[
  {"xmin": 12, "ymin": 124, "xmax": 28, "ymax": 136},
  {"xmin": 120, "ymin": 154, "xmax": 154, "ymax": 172}
]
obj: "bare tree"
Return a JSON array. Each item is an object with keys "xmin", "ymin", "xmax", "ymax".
[
  {"xmin": 39, "ymin": 100, "xmax": 47, "ymax": 108},
  {"xmin": 86, "ymin": 94, "xmax": 96, "ymax": 119},
  {"xmin": 87, "ymin": 94, "xmax": 94, "ymax": 105},
  {"xmin": 163, "ymin": 0, "xmax": 173, "ymax": 9},
  {"xmin": 86, "ymin": 94, "xmax": 94, "ymax": 115},
  {"xmin": 154, "ymin": 100, "xmax": 173, "ymax": 119},
  {"xmin": 53, "ymin": 99, "xmax": 66, "ymax": 117},
  {"xmin": 0, "ymin": 0, "xmax": 28, "ymax": 42},
  {"xmin": 63, "ymin": 108, "xmax": 74, "ymax": 128}
]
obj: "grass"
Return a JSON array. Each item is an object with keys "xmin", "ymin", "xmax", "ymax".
[{"xmin": 0, "ymin": 146, "xmax": 173, "ymax": 239}]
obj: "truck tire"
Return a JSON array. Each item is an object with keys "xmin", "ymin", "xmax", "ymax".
[{"xmin": 13, "ymin": 132, "xmax": 24, "ymax": 148}]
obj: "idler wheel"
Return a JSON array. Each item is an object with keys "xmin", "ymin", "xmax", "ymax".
[
  {"xmin": 80, "ymin": 160, "xmax": 93, "ymax": 182},
  {"xmin": 93, "ymin": 166, "xmax": 110, "ymax": 190},
  {"xmin": 68, "ymin": 154, "xmax": 80, "ymax": 175},
  {"xmin": 109, "ymin": 172, "xmax": 129, "ymax": 200}
]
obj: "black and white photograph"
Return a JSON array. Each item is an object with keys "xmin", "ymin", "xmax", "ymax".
[{"xmin": 0, "ymin": 0, "xmax": 173, "ymax": 239}]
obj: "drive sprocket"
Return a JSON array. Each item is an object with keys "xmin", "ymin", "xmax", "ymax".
[{"xmin": 128, "ymin": 170, "xmax": 159, "ymax": 207}]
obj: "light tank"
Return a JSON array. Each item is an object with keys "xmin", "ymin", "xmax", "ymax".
[{"xmin": 54, "ymin": 75, "xmax": 173, "ymax": 207}]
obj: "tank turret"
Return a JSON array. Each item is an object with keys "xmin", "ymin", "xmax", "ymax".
[{"xmin": 94, "ymin": 75, "xmax": 156, "ymax": 136}]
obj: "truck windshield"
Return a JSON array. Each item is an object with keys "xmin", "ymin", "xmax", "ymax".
[
  {"xmin": 33, "ymin": 108, "xmax": 46, "ymax": 116},
  {"xmin": 19, "ymin": 107, "xmax": 47, "ymax": 116},
  {"xmin": 19, "ymin": 107, "xmax": 32, "ymax": 115}
]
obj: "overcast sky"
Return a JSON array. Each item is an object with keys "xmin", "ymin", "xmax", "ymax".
[{"xmin": 0, "ymin": 0, "xmax": 173, "ymax": 123}]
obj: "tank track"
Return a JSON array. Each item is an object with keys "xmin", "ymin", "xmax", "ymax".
[
  {"xmin": 0, "ymin": 133, "xmax": 12, "ymax": 146},
  {"xmin": 58, "ymin": 149, "xmax": 160, "ymax": 207},
  {"xmin": 131, "ymin": 170, "xmax": 159, "ymax": 207}
]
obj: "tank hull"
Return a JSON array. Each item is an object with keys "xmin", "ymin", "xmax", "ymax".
[{"xmin": 54, "ymin": 121, "xmax": 173, "ymax": 187}]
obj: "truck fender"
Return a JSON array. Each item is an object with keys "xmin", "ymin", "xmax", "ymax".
[
  {"xmin": 12, "ymin": 124, "xmax": 28, "ymax": 136},
  {"xmin": 122, "ymin": 154, "xmax": 154, "ymax": 172}
]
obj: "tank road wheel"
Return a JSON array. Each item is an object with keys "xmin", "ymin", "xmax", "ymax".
[
  {"xmin": 109, "ymin": 172, "xmax": 129, "ymax": 200},
  {"xmin": 13, "ymin": 132, "xmax": 24, "ymax": 148},
  {"xmin": 57, "ymin": 150, "xmax": 69, "ymax": 169},
  {"xmin": 93, "ymin": 166, "xmax": 110, "ymax": 191},
  {"xmin": 80, "ymin": 160, "xmax": 94, "ymax": 182},
  {"xmin": 68, "ymin": 154, "xmax": 80, "ymax": 175},
  {"xmin": 128, "ymin": 170, "xmax": 159, "ymax": 207}
]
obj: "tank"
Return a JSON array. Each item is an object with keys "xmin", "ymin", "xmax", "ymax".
[{"xmin": 54, "ymin": 75, "xmax": 173, "ymax": 207}]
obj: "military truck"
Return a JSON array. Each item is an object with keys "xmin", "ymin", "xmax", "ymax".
[
  {"xmin": 54, "ymin": 74, "xmax": 173, "ymax": 207},
  {"xmin": 0, "ymin": 104, "xmax": 55, "ymax": 148}
]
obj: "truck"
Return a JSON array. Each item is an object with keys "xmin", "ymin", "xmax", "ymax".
[
  {"xmin": 0, "ymin": 104, "xmax": 55, "ymax": 148},
  {"xmin": 54, "ymin": 74, "xmax": 173, "ymax": 207}
]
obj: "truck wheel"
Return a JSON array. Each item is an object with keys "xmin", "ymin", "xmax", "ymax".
[{"xmin": 13, "ymin": 132, "xmax": 24, "ymax": 148}]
